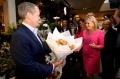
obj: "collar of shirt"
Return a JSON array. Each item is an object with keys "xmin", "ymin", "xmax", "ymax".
[
  {"xmin": 103, "ymin": 29, "xmax": 108, "ymax": 34},
  {"xmin": 22, "ymin": 22, "xmax": 38, "ymax": 36}
]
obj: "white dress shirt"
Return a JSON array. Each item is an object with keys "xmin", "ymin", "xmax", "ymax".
[
  {"xmin": 22, "ymin": 22, "xmax": 43, "ymax": 45},
  {"xmin": 103, "ymin": 29, "xmax": 108, "ymax": 34}
]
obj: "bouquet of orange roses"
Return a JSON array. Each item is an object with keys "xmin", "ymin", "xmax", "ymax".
[{"xmin": 46, "ymin": 28, "xmax": 82, "ymax": 61}]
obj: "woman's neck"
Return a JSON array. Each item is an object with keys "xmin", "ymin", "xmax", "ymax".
[{"xmin": 87, "ymin": 28, "xmax": 96, "ymax": 35}]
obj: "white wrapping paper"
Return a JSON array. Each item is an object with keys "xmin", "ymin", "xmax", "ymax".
[{"xmin": 46, "ymin": 28, "xmax": 82, "ymax": 61}]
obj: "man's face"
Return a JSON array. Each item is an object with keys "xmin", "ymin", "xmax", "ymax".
[
  {"xmin": 62, "ymin": 20, "xmax": 67, "ymax": 27},
  {"xmin": 28, "ymin": 6, "xmax": 41, "ymax": 28},
  {"xmin": 102, "ymin": 21, "xmax": 111, "ymax": 30}
]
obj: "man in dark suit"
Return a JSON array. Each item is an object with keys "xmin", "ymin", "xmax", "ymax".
[
  {"xmin": 101, "ymin": 19, "xmax": 118, "ymax": 79},
  {"xmin": 113, "ymin": 8, "xmax": 120, "ymax": 75},
  {"xmin": 10, "ymin": 2, "xmax": 63, "ymax": 79}
]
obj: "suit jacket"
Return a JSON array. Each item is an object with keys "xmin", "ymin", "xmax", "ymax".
[
  {"xmin": 101, "ymin": 27, "xmax": 117, "ymax": 57},
  {"xmin": 10, "ymin": 24, "xmax": 53, "ymax": 79},
  {"xmin": 61, "ymin": 26, "xmax": 72, "ymax": 35}
]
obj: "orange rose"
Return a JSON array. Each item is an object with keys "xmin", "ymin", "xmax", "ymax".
[
  {"xmin": 56, "ymin": 40, "xmax": 60, "ymax": 45},
  {"xmin": 70, "ymin": 45, "xmax": 75, "ymax": 49},
  {"xmin": 62, "ymin": 40, "xmax": 68, "ymax": 45},
  {"xmin": 56, "ymin": 39, "xmax": 68, "ymax": 45}
]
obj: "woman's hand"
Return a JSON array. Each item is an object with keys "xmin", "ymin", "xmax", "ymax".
[
  {"xmin": 89, "ymin": 43, "xmax": 101, "ymax": 49},
  {"xmin": 89, "ymin": 43, "xmax": 96, "ymax": 48}
]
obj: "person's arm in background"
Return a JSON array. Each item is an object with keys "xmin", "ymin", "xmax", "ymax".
[{"xmin": 113, "ymin": 8, "xmax": 120, "ymax": 25}]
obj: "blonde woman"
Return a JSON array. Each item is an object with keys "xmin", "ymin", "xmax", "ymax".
[{"xmin": 82, "ymin": 16, "xmax": 104, "ymax": 79}]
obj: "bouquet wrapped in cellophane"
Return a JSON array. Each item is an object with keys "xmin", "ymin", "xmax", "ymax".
[{"xmin": 46, "ymin": 28, "xmax": 82, "ymax": 61}]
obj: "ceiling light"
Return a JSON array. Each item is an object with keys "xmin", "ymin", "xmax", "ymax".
[
  {"xmin": 104, "ymin": 0, "xmax": 109, "ymax": 3},
  {"xmin": 75, "ymin": 15, "xmax": 79, "ymax": 18},
  {"xmin": 83, "ymin": 8, "xmax": 87, "ymax": 10},
  {"xmin": 64, "ymin": 7, "xmax": 67, "ymax": 15}
]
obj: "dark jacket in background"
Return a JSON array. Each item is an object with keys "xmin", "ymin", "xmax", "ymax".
[
  {"xmin": 61, "ymin": 26, "xmax": 72, "ymax": 35},
  {"xmin": 101, "ymin": 27, "xmax": 118, "ymax": 79},
  {"xmin": 101, "ymin": 27, "xmax": 117, "ymax": 56}
]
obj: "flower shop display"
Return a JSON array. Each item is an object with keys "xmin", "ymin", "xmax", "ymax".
[
  {"xmin": 0, "ymin": 42, "xmax": 15, "ymax": 79},
  {"xmin": 49, "ymin": 22, "xmax": 58, "ymax": 32},
  {"xmin": 7, "ymin": 23, "xmax": 18, "ymax": 35},
  {"xmin": 1, "ymin": 22, "xmax": 19, "ymax": 36},
  {"xmin": 38, "ymin": 18, "xmax": 51, "ymax": 40}
]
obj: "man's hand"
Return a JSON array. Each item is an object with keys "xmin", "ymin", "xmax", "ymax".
[{"xmin": 52, "ymin": 59, "xmax": 64, "ymax": 68}]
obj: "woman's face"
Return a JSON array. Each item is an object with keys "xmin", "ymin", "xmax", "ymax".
[
  {"xmin": 79, "ymin": 21, "xmax": 84, "ymax": 28},
  {"xmin": 85, "ymin": 20, "xmax": 94, "ymax": 30}
]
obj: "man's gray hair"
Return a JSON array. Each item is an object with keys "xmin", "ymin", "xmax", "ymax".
[{"xmin": 18, "ymin": 2, "xmax": 37, "ymax": 19}]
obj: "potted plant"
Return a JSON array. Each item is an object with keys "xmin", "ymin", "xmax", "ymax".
[{"xmin": 0, "ymin": 42, "xmax": 15, "ymax": 78}]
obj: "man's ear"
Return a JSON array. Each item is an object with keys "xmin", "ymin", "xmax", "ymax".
[{"xmin": 26, "ymin": 12, "xmax": 32, "ymax": 20}]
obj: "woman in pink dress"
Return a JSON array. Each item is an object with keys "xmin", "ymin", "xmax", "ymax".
[{"xmin": 82, "ymin": 16, "xmax": 104, "ymax": 79}]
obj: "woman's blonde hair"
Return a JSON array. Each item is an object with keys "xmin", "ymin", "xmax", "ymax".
[{"xmin": 85, "ymin": 15, "xmax": 98, "ymax": 29}]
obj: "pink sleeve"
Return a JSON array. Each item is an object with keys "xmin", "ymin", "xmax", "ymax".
[{"xmin": 98, "ymin": 30, "xmax": 104, "ymax": 49}]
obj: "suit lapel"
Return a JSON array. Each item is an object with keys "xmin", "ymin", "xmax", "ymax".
[{"xmin": 20, "ymin": 24, "xmax": 44, "ymax": 49}]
